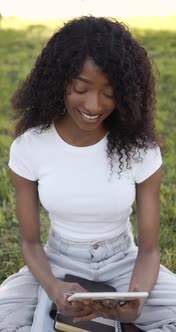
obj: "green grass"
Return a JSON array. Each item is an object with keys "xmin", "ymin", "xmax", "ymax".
[{"xmin": 0, "ymin": 17, "xmax": 176, "ymax": 283}]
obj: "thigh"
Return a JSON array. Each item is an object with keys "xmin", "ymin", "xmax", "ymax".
[
  {"xmin": 0, "ymin": 265, "xmax": 39, "ymax": 331},
  {"xmin": 135, "ymin": 265, "xmax": 176, "ymax": 331},
  {"xmin": 101, "ymin": 249, "xmax": 176, "ymax": 332},
  {"xmin": 106, "ymin": 256, "xmax": 176, "ymax": 331}
]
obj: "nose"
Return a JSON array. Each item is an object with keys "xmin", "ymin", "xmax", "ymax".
[{"xmin": 84, "ymin": 93, "xmax": 102, "ymax": 114}]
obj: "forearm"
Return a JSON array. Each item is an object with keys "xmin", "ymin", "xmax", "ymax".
[
  {"xmin": 129, "ymin": 248, "xmax": 160, "ymax": 307},
  {"xmin": 21, "ymin": 241, "xmax": 61, "ymax": 299}
]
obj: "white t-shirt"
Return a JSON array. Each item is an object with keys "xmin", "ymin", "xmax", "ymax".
[{"xmin": 8, "ymin": 122, "xmax": 162, "ymax": 242}]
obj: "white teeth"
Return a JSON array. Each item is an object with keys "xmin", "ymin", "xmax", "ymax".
[{"xmin": 80, "ymin": 111, "xmax": 100, "ymax": 120}]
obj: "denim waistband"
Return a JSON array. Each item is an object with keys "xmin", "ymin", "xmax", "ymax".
[{"xmin": 46, "ymin": 223, "xmax": 136, "ymax": 263}]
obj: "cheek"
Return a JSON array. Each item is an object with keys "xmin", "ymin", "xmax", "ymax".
[
  {"xmin": 101, "ymin": 96, "xmax": 116, "ymax": 114},
  {"xmin": 64, "ymin": 90, "xmax": 81, "ymax": 109}
]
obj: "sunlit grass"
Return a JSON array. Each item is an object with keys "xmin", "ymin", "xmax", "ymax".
[
  {"xmin": 1, "ymin": 16, "xmax": 176, "ymax": 31},
  {"xmin": 122, "ymin": 16, "xmax": 176, "ymax": 31}
]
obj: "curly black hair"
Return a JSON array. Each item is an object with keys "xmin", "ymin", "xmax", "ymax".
[{"xmin": 11, "ymin": 16, "xmax": 159, "ymax": 172}]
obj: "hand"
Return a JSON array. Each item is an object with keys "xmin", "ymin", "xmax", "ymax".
[
  {"xmin": 72, "ymin": 285, "xmax": 144, "ymax": 324},
  {"xmin": 72, "ymin": 297, "xmax": 142, "ymax": 323},
  {"xmin": 51, "ymin": 280, "xmax": 95, "ymax": 318}
]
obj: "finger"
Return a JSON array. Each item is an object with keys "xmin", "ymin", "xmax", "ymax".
[
  {"xmin": 84, "ymin": 299, "xmax": 110, "ymax": 307},
  {"xmin": 103, "ymin": 299, "xmax": 118, "ymax": 307},
  {"xmin": 73, "ymin": 312, "xmax": 98, "ymax": 323},
  {"xmin": 71, "ymin": 300, "xmax": 93, "ymax": 314},
  {"xmin": 83, "ymin": 300, "xmax": 114, "ymax": 319},
  {"xmin": 71, "ymin": 300, "xmax": 85, "ymax": 306},
  {"xmin": 74, "ymin": 304, "xmax": 95, "ymax": 313},
  {"xmin": 78, "ymin": 298, "xmax": 118, "ymax": 319},
  {"xmin": 80, "ymin": 299, "xmax": 96, "ymax": 306},
  {"xmin": 128, "ymin": 298, "xmax": 141, "ymax": 309},
  {"xmin": 73, "ymin": 309, "xmax": 94, "ymax": 318},
  {"xmin": 83, "ymin": 300, "xmax": 107, "ymax": 313},
  {"xmin": 70, "ymin": 303, "xmax": 92, "ymax": 314},
  {"xmin": 62, "ymin": 300, "xmax": 87, "ymax": 315}
]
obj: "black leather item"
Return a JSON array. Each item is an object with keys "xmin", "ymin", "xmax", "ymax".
[{"xmin": 50, "ymin": 274, "xmax": 142, "ymax": 332}]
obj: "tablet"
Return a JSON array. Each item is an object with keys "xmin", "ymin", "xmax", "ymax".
[{"xmin": 67, "ymin": 291, "xmax": 148, "ymax": 302}]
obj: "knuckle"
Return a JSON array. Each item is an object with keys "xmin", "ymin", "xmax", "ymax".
[{"xmin": 63, "ymin": 304, "xmax": 69, "ymax": 313}]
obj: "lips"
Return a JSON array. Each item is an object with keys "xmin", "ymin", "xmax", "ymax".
[{"xmin": 77, "ymin": 109, "xmax": 101, "ymax": 120}]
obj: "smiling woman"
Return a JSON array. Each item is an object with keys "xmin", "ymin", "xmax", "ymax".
[
  {"xmin": 57, "ymin": 57, "xmax": 116, "ymax": 146},
  {"xmin": 1, "ymin": 15, "xmax": 176, "ymax": 332},
  {"xmin": 11, "ymin": 15, "xmax": 157, "ymax": 171}
]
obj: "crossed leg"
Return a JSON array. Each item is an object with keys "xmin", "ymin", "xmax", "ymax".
[{"xmin": 0, "ymin": 266, "xmax": 38, "ymax": 332}]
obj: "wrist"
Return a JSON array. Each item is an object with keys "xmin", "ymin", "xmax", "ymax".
[{"xmin": 47, "ymin": 278, "xmax": 64, "ymax": 301}]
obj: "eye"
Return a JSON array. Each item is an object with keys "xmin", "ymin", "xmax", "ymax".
[
  {"xmin": 73, "ymin": 85, "xmax": 88, "ymax": 94},
  {"xmin": 103, "ymin": 93, "xmax": 114, "ymax": 99},
  {"xmin": 74, "ymin": 89, "xmax": 87, "ymax": 94}
]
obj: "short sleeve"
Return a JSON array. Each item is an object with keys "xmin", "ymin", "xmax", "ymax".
[
  {"xmin": 8, "ymin": 134, "xmax": 38, "ymax": 181},
  {"xmin": 133, "ymin": 146, "xmax": 162, "ymax": 183}
]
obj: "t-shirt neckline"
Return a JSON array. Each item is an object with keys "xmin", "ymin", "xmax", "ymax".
[{"xmin": 51, "ymin": 121, "xmax": 108, "ymax": 151}]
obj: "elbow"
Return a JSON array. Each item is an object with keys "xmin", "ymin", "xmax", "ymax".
[
  {"xmin": 138, "ymin": 246, "xmax": 160, "ymax": 264},
  {"xmin": 138, "ymin": 238, "xmax": 160, "ymax": 257}
]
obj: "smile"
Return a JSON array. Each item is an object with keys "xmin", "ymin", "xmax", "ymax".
[{"xmin": 78, "ymin": 110, "xmax": 101, "ymax": 120}]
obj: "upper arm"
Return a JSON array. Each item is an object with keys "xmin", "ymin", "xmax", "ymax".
[
  {"xmin": 136, "ymin": 167, "xmax": 162, "ymax": 252},
  {"xmin": 12, "ymin": 170, "xmax": 41, "ymax": 244}
]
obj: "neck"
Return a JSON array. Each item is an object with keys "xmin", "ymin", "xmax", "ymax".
[{"xmin": 54, "ymin": 117, "xmax": 107, "ymax": 147}]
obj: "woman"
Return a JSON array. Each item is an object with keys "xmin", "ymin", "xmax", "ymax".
[{"xmin": 0, "ymin": 16, "xmax": 176, "ymax": 332}]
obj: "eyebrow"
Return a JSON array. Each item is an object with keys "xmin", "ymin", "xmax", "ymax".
[{"xmin": 75, "ymin": 76, "xmax": 111, "ymax": 87}]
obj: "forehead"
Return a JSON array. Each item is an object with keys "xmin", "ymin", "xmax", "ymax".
[{"xmin": 77, "ymin": 57, "xmax": 111, "ymax": 86}]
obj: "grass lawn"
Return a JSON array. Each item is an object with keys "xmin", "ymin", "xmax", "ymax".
[{"xmin": 0, "ymin": 16, "xmax": 176, "ymax": 283}]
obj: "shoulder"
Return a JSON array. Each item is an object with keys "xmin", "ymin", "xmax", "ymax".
[
  {"xmin": 131, "ymin": 145, "xmax": 162, "ymax": 183},
  {"xmin": 10, "ymin": 124, "xmax": 53, "ymax": 151},
  {"xmin": 9, "ymin": 124, "xmax": 54, "ymax": 181}
]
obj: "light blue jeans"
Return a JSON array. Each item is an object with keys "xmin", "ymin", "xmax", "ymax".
[{"xmin": 0, "ymin": 224, "xmax": 176, "ymax": 332}]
